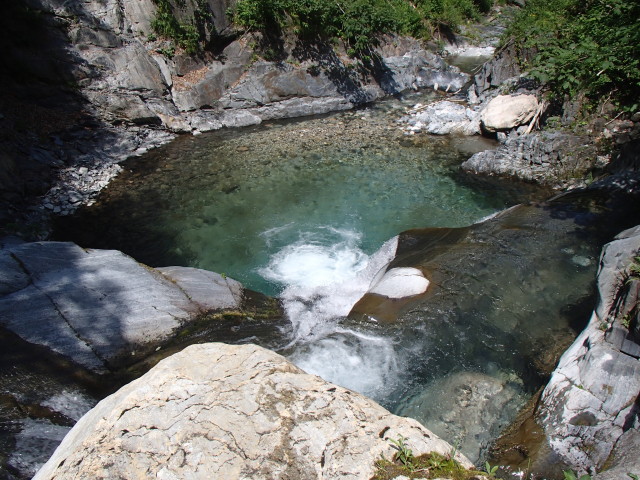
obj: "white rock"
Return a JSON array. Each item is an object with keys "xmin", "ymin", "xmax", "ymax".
[
  {"xmin": 480, "ymin": 94, "xmax": 538, "ymax": 132},
  {"xmin": 400, "ymin": 101, "xmax": 481, "ymax": 136},
  {"xmin": 537, "ymin": 225, "xmax": 640, "ymax": 472},
  {"xmin": 34, "ymin": 343, "xmax": 473, "ymax": 480},
  {"xmin": 368, "ymin": 267, "xmax": 430, "ymax": 298}
]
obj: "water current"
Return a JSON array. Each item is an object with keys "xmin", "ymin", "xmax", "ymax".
[{"xmin": 54, "ymin": 93, "xmax": 626, "ymax": 464}]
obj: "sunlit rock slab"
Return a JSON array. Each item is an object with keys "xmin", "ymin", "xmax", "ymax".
[{"xmin": 33, "ymin": 343, "xmax": 473, "ymax": 480}]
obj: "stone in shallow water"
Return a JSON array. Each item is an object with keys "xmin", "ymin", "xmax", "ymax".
[
  {"xmin": 396, "ymin": 371, "xmax": 525, "ymax": 463},
  {"xmin": 368, "ymin": 267, "xmax": 430, "ymax": 298},
  {"xmin": 9, "ymin": 419, "xmax": 70, "ymax": 479}
]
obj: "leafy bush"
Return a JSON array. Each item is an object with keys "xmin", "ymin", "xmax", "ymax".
[
  {"xmin": 506, "ymin": 0, "xmax": 640, "ymax": 110},
  {"xmin": 150, "ymin": 0, "xmax": 213, "ymax": 55},
  {"xmin": 231, "ymin": 0, "xmax": 487, "ymax": 55}
]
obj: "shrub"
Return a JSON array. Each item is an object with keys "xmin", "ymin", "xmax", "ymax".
[
  {"xmin": 505, "ymin": 0, "xmax": 640, "ymax": 110},
  {"xmin": 150, "ymin": 0, "xmax": 213, "ymax": 55},
  {"xmin": 231, "ymin": 0, "xmax": 488, "ymax": 56}
]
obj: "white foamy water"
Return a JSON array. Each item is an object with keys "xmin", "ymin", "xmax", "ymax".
[{"xmin": 259, "ymin": 227, "xmax": 402, "ymax": 398}]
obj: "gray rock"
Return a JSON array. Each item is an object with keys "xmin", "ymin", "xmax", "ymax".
[
  {"xmin": 86, "ymin": 92, "xmax": 160, "ymax": 124},
  {"xmin": 592, "ymin": 429, "xmax": 640, "ymax": 479},
  {"xmin": 0, "ymin": 249, "xmax": 30, "ymax": 295},
  {"xmin": 172, "ymin": 62, "xmax": 246, "ymax": 112},
  {"xmin": 474, "ymin": 44, "xmax": 522, "ymax": 97},
  {"xmin": 106, "ymin": 42, "xmax": 167, "ymax": 93},
  {"xmin": 9, "ymin": 419, "xmax": 71, "ymax": 479},
  {"xmin": 401, "ymin": 100, "xmax": 481, "ymax": 135},
  {"xmin": 0, "ymin": 242, "xmax": 250, "ymax": 372},
  {"xmin": 536, "ymin": 225, "xmax": 640, "ymax": 474},
  {"xmin": 34, "ymin": 343, "xmax": 473, "ymax": 480},
  {"xmin": 461, "ymin": 131, "xmax": 597, "ymax": 186},
  {"xmin": 157, "ymin": 266, "xmax": 242, "ymax": 311},
  {"xmin": 250, "ymin": 96, "xmax": 353, "ymax": 120}
]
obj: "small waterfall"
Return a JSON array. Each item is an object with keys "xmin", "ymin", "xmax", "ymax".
[{"xmin": 259, "ymin": 227, "xmax": 401, "ymax": 399}]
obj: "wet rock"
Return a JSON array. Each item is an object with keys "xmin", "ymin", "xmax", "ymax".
[
  {"xmin": 8, "ymin": 419, "xmax": 71, "ymax": 479},
  {"xmin": 34, "ymin": 343, "xmax": 473, "ymax": 480},
  {"xmin": 397, "ymin": 372, "xmax": 525, "ymax": 463}
]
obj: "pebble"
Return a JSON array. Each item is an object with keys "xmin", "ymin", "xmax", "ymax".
[
  {"xmin": 39, "ymin": 127, "xmax": 174, "ymax": 217},
  {"xmin": 572, "ymin": 255, "xmax": 593, "ymax": 268}
]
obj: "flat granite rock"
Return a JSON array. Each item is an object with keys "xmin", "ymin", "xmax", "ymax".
[
  {"xmin": 33, "ymin": 343, "xmax": 474, "ymax": 480},
  {"xmin": 0, "ymin": 241, "xmax": 247, "ymax": 372}
]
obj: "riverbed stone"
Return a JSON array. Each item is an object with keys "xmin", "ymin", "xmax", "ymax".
[
  {"xmin": 480, "ymin": 95, "xmax": 539, "ymax": 132},
  {"xmin": 400, "ymin": 100, "xmax": 481, "ymax": 135},
  {"xmin": 33, "ymin": 343, "xmax": 473, "ymax": 480},
  {"xmin": 397, "ymin": 372, "xmax": 525, "ymax": 463}
]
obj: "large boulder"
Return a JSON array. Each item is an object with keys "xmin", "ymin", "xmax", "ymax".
[
  {"xmin": 34, "ymin": 343, "xmax": 473, "ymax": 480},
  {"xmin": 480, "ymin": 94, "xmax": 539, "ymax": 132},
  {"xmin": 460, "ymin": 131, "xmax": 598, "ymax": 186},
  {"xmin": 536, "ymin": 225, "xmax": 640, "ymax": 475},
  {"xmin": 0, "ymin": 241, "xmax": 246, "ymax": 373}
]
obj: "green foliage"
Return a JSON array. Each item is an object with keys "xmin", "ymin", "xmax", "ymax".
[
  {"xmin": 231, "ymin": 0, "xmax": 488, "ymax": 56},
  {"xmin": 484, "ymin": 461, "xmax": 499, "ymax": 477},
  {"xmin": 505, "ymin": 0, "xmax": 640, "ymax": 109},
  {"xmin": 372, "ymin": 437, "xmax": 485, "ymax": 480},
  {"xmin": 389, "ymin": 436, "xmax": 415, "ymax": 468},
  {"xmin": 629, "ymin": 256, "xmax": 640, "ymax": 279},
  {"xmin": 150, "ymin": 0, "xmax": 213, "ymax": 55},
  {"xmin": 563, "ymin": 469, "xmax": 592, "ymax": 480}
]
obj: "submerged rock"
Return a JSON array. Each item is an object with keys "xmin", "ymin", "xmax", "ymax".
[
  {"xmin": 397, "ymin": 372, "xmax": 525, "ymax": 463},
  {"xmin": 33, "ymin": 343, "xmax": 473, "ymax": 480}
]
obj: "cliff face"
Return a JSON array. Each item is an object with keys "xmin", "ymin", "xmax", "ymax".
[
  {"xmin": 537, "ymin": 226, "xmax": 640, "ymax": 477},
  {"xmin": 0, "ymin": 0, "xmax": 468, "ymax": 226}
]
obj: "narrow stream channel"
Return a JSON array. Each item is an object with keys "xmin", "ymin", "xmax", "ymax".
[{"xmin": 53, "ymin": 93, "xmax": 634, "ymax": 465}]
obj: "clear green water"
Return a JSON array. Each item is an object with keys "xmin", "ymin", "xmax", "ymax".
[
  {"xmin": 52, "ymin": 95, "xmax": 640, "ymax": 467},
  {"xmin": 56, "ymin": 96, "xmax": 538, "ymax": 296}
]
